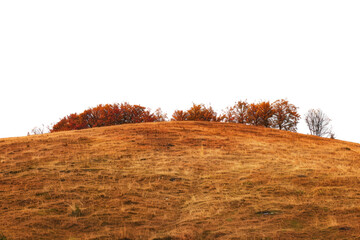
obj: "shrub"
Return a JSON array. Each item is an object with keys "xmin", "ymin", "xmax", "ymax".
[
  {"xmin": 51, "ymin": 102, "xmax": 159, "ymax": 132},
  {"xmin": 171, "ymin": 103, "xmax": 222, "ymax": 122}
]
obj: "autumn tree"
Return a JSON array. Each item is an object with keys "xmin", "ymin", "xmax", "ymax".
[
  {"xmin": 246, "ymin": 103, "xmax": 262, "ymax": 126},
  {"xmin": 51, "ymin": 113, "xmax": 87, "ymax": 132},
  {"xmin": 271, "ymin": 99, "xmax": 300, "ymax": 132},
  {"xmin": 246, "ymin": 101, "xmax": 274, "ymax": 127},
  {"xmin": 81, "ymin": 105, "xmax": 106, "ymax": 128},
  {"xmin": 171, "ymin": 110, "xmax": 189, "ymax": 121},
  {"xmin": 223, "ymin": 100, "xmax": 249, "ymax": 123},
  {"xmin": 187, "ymin": 104, "xmax": 219, "ymax": 121},
  {"xmin": 305, "ymin": 109, "xmax": 333, "ymax": 137},
  {"xmin": 117, "ymin": 103, "xmax": 155, "ymax": 123},
  {"xmin": 171, "ymin": 103, "xmax": 222, "ymax": 122},
  {"xmin": 51, "ymin": 103, "xmax": 159, "ymax": 132}
]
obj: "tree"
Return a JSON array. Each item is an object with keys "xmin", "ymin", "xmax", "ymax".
[
  {"xmin": 223, "ymin": 100, "xmax": 249, "ymax": 123},
  {"xmin": 305, "ymin": 109, "xmax": 333, "ymax": 137},
  {"xmin": 186, "ymin": 104, "xmax": 207, "ymax": 121},
  {"xmin": 187, "ymin": 104, "xmax": 218, "ymax": 121},
  {"xmin": 81, "ymin": 105, "xmax": 105, "ymax": 128},
  {"xmin": 271, "ymin": 99, "xmax": 300, "ymax": 132},
  {"xmin": 27, "ymin": 124, "xmax": 50, "ymax": 135},
  {"xmin": 51, "ymin": 113, "xmax": 87, "ymax": 132},
  {"xmin": 117, "ymin": 103, "xmax": 155, "ymax": 123},
  {"xmin": 247, "ymin": 101, "xmax": 274, "ymax": 127},
  {"xmin": 171, "ymin": 110, "xmax": 189, "ymax": 121},
  {"xmin": 153, "ymin": 108, "xmax": 168, "ymax": 122},
  {"xmin": 50, "ymin": 102, "xmax": 160, "ymax": 132},
  {"xmin": 171, "ymin": 103, "xmax": 222, "ymax": 122}
]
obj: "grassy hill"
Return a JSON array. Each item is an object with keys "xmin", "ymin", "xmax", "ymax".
[{"xmin": 1, "ymin": 121, "xmax": 360, "ymax": 239}]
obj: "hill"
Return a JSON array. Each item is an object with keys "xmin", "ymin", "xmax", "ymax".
[{"xmin": 1, "ymin": 121, "xmax": 360, "ymax": 239}]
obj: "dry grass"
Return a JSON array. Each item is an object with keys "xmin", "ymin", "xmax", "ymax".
[{"xmin": 0, "ymin": 121, "xmax": 360, "ymax": 239}]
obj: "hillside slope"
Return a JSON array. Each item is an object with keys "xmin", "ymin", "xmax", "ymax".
[{"xmin": 1, "ymin": 121, "xmax": 360, "ymax": 239}]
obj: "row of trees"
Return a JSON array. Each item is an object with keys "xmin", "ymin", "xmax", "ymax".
[
  {"xmin": 32, "ymin": 100, "xmax": 333, "ymax": 138},
  {"xmin": 49, "ymin": 99, "xmax": 301, "ymax": 133},
  {"xmin": 50, "ymin": 103, "xmax": 167, "ymax": 132},
  {"xmin": 171, "ymin": 103, "xmax": 334, "ymax": 137},
  {"xmin": 172, "ymin": 99, "xmax": 301, "ymax": 132}
]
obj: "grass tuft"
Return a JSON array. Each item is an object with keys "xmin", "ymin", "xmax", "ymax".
[
  {"xmin": 69, "ymin": 204, "xmax": 83, "ymax": 217},
  {"xmin": 0, "ymin": 233, "xmax": 8, "ymax": 240}
]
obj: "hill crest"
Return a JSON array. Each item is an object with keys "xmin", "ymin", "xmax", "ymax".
[{"xmin": 1, "ymin": 121, "xmax": 360, "ymax": 239}]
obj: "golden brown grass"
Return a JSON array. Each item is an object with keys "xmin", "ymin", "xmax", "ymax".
[{"xmin": 0, "ymin": 121, "xmax": 360, "ymax": 239}]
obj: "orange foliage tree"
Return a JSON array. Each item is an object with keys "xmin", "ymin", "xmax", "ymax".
[
  {"xmin": 223, "ymin": 100, "xmax": 249, "ymax": 123},
  {"xmin": 51, "ymin": 113, "xmax": 87, "ymax": 132},
  {"xmin": 51, "ymin": 103, "xmax": 163, "ymax": 132},
  {"xmin": 271, "ymin": 99, "xmax": 300, "ymax": 132},
  {"xmin": 246, "ymin": 101, "xmax": 274, "ymax": 127},
  {"xmin": 171, "ymin": 103, "xmax": 222, "ymax": 122},
  {"xmin": 171, "ymin": 110, "xmax": 189, "ymax": 121}
]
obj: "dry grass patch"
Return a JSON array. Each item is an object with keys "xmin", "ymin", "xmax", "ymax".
[{"xmin": 0, "ymin": 121, "xmax": 360, "ymax": 239}]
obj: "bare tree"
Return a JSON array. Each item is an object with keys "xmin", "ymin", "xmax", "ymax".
[
  {"xmin": 27, "ymin": 124, "xmax": 50, "ymax": 136},
  {"xmin": 153, "ymin": 108, "xmax": 168, "ymax": 122},
  {"xmin": 305, "ymin": 109, "xmax": 333, "ymax": 137}
]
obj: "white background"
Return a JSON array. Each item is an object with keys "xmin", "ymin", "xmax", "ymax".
[{"xmin": 1, "ymin": 1, "xmax": 359, "ymax": 143}]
